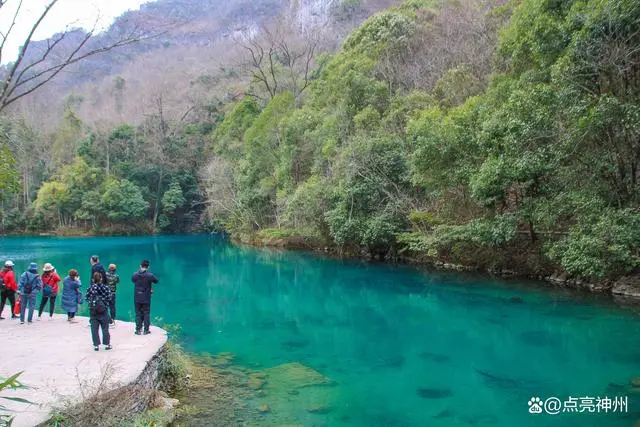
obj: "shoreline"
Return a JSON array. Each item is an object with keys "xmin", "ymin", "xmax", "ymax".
[
  {"xmin": 3, "ymin": 230, "xmax": 639, "ymax": 299},
  {"xmin": 237, "ymin": 234, "xmax": 640, "ymax": 300}
]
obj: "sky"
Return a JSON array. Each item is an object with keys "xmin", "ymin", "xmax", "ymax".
[{"xmin": 0, "ymin": 0, "xmax": 154, "ymax": 64}]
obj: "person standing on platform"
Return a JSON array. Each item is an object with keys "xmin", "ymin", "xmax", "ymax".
[
  {"xmin": 38, "ymin": 263, "xmax": 61, "ymax": 319},
  {"xmin": 86, "ymin": 272, "xmax": 112, "ymax": 351},
  {"xmin": 90, "ymin": 256, "xmax": 108, "ymax": 286},
  {"xmin": 61, "ymin": 269, "xmax": 82, "ymax": 322},
  {"xmin": 18, "ymin": 263, "xmax": 42, "ymax": 324},
  {"xmin": 106, "ymin": 264, "xmax": 120, "ymax": 325},
  {"xmin": 0, "ymin": 261, "xmax": 18, "ymax": 320},
  {"xmin": 132, "ymin": 260, "xmax": 158, "ymax": 335}
]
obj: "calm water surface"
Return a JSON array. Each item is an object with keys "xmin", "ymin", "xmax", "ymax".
[{"xmin": 1, "ymin": 234, "xmax": 639, "ymax": 426}]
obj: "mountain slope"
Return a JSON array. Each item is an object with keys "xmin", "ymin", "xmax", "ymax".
[{"xmin": 10, "ymin": 0, "xmax": 397, "ymax": 128}]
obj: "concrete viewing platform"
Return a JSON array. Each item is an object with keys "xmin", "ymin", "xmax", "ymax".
[{"xmin": 0, "ymin": 314, "xmax": 167, "ymax": 427}]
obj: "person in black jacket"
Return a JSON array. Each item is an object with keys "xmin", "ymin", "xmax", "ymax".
[
  {"xmin": 132, "ymin": 260, "xmax": 158, "ymax": 335},
  {"xmin": 90, "ymin": 255, "xmax": 108, "ymax": 285}
]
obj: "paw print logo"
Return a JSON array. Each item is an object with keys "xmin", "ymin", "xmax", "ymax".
[{"xmin": 528, "ymin": 397, "xmax": 543, "ymax": 414}]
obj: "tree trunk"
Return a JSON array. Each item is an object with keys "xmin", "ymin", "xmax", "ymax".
[
  {"xmin": 152, "ymin": 169, "xmax": 164, "ymax": 229},
  {"xmin": 106, "ymin": 140, "xmax": 110, "ymax": 176},
  {"xmin": 528, "ymin": 221, "xmax": 536, "ymax": 243}
]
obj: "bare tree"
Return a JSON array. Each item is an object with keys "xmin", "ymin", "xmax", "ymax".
[
  {"xmin": 201, "ymin": 156, "xmax": 239, "ymax": 218},
  {"xmin": 140, "ymin": 92, "xmax": 196, "ymax": 229},
  {"xmin": 234, "ymin": 19, "xmax": 322, "ymax": 104},
  {"xmin": 375, "ymin": 0, "xmax": 501, "ymax": 97},
  {"xmin": 0, "ymin": 0, "xmax": 160, "ymax": 113}
]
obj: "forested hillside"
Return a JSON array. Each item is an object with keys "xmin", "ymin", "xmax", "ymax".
[
  {"xmin": 0, "ymin": 0, "xmax": 396, "ymax": 235},
  {"xmin": 204, "ymin": 0, "xmax": 640, "ymax": 282},
  {"xmin": 0, "ymin": 0, "xmax": 638, "ymax": 284}
]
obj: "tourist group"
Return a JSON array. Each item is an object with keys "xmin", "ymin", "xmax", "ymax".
[{"xmin": 0, "ymin": 256, "xmax": 159, "ymax": 351}]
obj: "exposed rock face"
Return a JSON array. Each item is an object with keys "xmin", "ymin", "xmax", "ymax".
[
  {"xmin": 130, "ymin": 345, "xmax": 172, "ymax": 412},
  {"xmin": 612, "ymin": 274, "xmax": 640, "ymax": 298},
  {"xmin": 290, "ymin": 0, "xmax": 340, "ymax": 29},
  {"xmin": 545, "ymin": 271, "xmax": 612, "ymax": 292}
]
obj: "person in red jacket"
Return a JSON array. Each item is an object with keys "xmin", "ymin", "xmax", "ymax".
[
  {"xmin": 0, "ymin": 260, "xmax": 18, "ymax": 319},
  {"xmin": 38, "ymin": 263, "xmax": 61, "ymax": 319}
]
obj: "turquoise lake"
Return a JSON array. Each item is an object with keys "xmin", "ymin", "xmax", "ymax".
[{"xmin": 1, "ymin": 234, "xmax": 639, "ymax": 426}]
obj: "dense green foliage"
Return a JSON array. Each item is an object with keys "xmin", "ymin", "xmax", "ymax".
[
  {"xmin": 205, "ymin": 0, "xmax": 640, "ymax": 279},
  {"xmin": 0, "ymin": 111, "xmax": 209, "ymax": 234},
  {"xmin": 0, "ymin": 0, "xmax": 638, "ymax": 279}
]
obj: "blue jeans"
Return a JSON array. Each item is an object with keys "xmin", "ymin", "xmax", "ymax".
[{"xmin": 20, "ymin": 293, "xmax": 36, "ymax": 323}]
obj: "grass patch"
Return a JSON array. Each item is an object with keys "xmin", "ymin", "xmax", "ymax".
[
  {"xmin": 158, "ymin": 342, "xmax": 191, "ymax": 394},
  {"xmin": 256, "ymin": 227, "xmax": 303, "ymax": 240}
]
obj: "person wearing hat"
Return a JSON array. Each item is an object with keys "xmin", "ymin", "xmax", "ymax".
[
  {"xmin": 0, "ymin": 260, "xmax": 18, "ymax": 320},
  {"xmin": 105, "ymin": 264, "xmax": 120, "ymax": 325},
  {"xmin": 38, "ymin": 263, "xmax": 61, "ymax": 319},
  {"xmin": 18, "ymin": 263, "xmax": 43, "ymax": 324}
]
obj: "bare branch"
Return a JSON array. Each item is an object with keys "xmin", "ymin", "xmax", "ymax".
[
  {"xmin": 235, "ymin": 20, "xmax": 321, "ymax": 102},
  {"xmin": 0, "ymin": 0, "xmax": 24, "ymax": 66},
  {"xmin": 0, "ymin": 0, "xmax": 59, "ymax": 105},
  {"xmin": 10, "ymin": 31, "xmax": 76, "ymax": 93},
  {"xmin": 2, "ymin": 29, "xmax": 158, "ymax": 111},
  {"xmin": 0, "ymin": 1, "xmax": 166, "ymax": 113}
]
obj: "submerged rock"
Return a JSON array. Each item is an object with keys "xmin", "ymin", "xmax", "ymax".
[
  {"xmin": 149, "ymin": 391, "xmax": 180, "ymax": 412},
  {"xmin": 607, "ymin": 382, "xmax": 627, "ymax": 393},
  {"xmin": 307, "ymin": 404, "xmax": 332, "ymax": 414},
  {"xmin": 416, "ymin": 387, "xmax": 453, "ymax": 399},
  {"xmin": 418, "ymin": 352, "xmax": 450, "ymax": 364},
  {"xmin": 262, "ymin": 362, "xmax": 333, "ymax": 389},
  {"xmin": 630, "ymin": 377, "xmax": 640, "ymax": 388},
  {"xmin": 248, "ymin": 377, "xmax": 266, "ymax": 390},
  {"xmin": 433, "ymin": 409, "xmax": 454, "ymax": 419},
  {"xmin": 211, "ymin": 352, "xmax": 237, "ymax": 367},
  {"xmin": 259, "ymin": 404, "xmax": 271, "ymax": 413},
  {"xmin": 241, "ymin": 362, "xmax": 340, "ymax": 426},
  {"xmin": 475, "ymin": 369, "xmax": 519, "ymax": 389}
]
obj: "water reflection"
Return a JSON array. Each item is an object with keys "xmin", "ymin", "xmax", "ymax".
[{"xmin": 2, "ymin": 234, "xmax": 640, "ymax": 426}]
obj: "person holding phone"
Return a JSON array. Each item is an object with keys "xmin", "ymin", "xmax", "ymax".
[
  {"xmin": 62, "ymin": 269, "xmax": 82, "ymax": 322},
  {"xmin": 132, "ymin": 260, "xmax": 158, "ymax": 335}
]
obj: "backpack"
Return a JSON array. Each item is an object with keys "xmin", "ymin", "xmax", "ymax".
[
  {"xmin": 90, "ymin": 288, "xmax": 107, "ymax": 316},
  {"xmin": 23, "ymin": 273, "xmax": 38, "ymax": 295},
  {"xmin": 42, "ymin": 273, "xmax": 55, "ymax": 296},
  {"xmin": 0, "ymin": 272, "xmax": 6, "ymax": 292}
]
